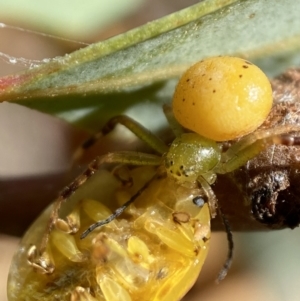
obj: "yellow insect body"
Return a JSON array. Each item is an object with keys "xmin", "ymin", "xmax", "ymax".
[{"xmin": 8, "ymin": 167, "xmax": 210, "ymax": 301}]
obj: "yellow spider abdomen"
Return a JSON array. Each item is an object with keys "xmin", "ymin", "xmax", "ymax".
[{"xmin": 172, "ymin": 56, "xmax": 273, "ymax": 141}]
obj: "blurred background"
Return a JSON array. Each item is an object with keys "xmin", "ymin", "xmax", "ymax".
[{"xmin": 1, "ymin": 1, "xmax": 300, "ymax": 301}]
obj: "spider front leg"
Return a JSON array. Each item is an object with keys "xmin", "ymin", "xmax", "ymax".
[
  {"xmin": 73, "ymin": 114, "xmax": 169, "ymax": 161},
  {"xmin": 216, "ymin": 124, "xmax": 300, "ymax": 174}
]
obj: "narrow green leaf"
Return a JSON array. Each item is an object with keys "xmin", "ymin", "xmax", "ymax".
[{"xmin": 0, "ymin": 0, "xmax": 300, "ymax": 130}]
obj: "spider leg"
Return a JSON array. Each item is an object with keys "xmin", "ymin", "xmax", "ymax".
[
  {"xmin": 39, "ymin": 151, "xmax": 162, "ymax": 254},
  {"xmin": 216, "ymin": 124, "xmax": 300, "ymax": 174},
  {"xmin": 73, "ymin": 115, "xmax": 168, "ymax": 161},
  {"xmin": 163, "ymin": 104, "xmax": 185, "ymax": 137}
]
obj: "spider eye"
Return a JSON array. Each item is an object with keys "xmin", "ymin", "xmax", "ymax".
[{"xmin": 172, "ymin": 56, "xmax": 273, "ymax": 141}]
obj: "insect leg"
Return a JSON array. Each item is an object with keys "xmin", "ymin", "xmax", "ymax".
[
  {"xmin": 197, "ymin": 176, "xmax": 233, "ymax": 281},
  {"xmin": 197, "ymin": 176, "xmax": 218, "ymax": 218},
  {"xmin": 80, "ymin": 172, "xmax": 157, "ymax": 239},
  {"xmin": 216, "ymin": 206, "xmax": 234, "ymax": 283}
]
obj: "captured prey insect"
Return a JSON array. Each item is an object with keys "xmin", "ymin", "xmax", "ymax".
[{"xmin": 7, "ymin": 57, "xmax": 300, "ymax": 301}]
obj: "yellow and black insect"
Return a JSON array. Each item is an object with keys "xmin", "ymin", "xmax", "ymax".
[{"xmin": 7, "ymin": 57, "xmax": 300, "ymax": 301}]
